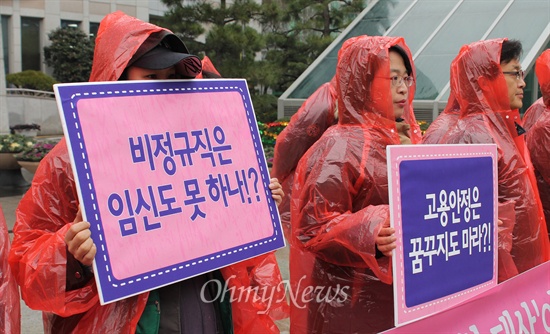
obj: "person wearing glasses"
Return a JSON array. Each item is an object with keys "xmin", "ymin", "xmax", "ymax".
[
  {"xmin": 289, "ymin": 35, "xmax": 421, "ymax": 334},
  {"xmin": 423, "ymin": 39, "xmax": 549, "ymax": 282},
  {"xmin": 523, "ymin": 49, "xmax": 550, "ymax": 240}
]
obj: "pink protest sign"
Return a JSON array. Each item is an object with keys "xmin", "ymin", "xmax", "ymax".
[
  {"xmin": 54, "ymin": 79, "xmax": 285, "ymax": 304},
  {"xmin": 387, "ymin": 144, "xmax": 498, "ymax": 325},
  {"xmin": 383, "ymin": 261, "xmax": 550, "ymax": 333}
]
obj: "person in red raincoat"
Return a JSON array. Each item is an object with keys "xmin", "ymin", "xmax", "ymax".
[
  {"xmin": 8, "ymin": 11, "xmax": 287, "ymax": 333},
  {"xmin": 271, "ymin": 77, "xmax": 337, "ymax": 239},
  {"xmin": 0, "ymin": 204, "xmax": 20, "ymax": 333},
  {"xmin": 290, "ymin": 35, "xmax": 421, "ymax": 334},
  {"xmin": 422, "ymin": 39, "xmax": 550, "ymax": 281},
  {"xmin": 523, "ymin": 49, "xmax": 550, "ymax": 239}
]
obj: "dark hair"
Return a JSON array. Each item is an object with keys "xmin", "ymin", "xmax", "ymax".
[
  {"xmin": 500, "ymin": 39, "xmax": 522, "ymax": 64},
  {"xmin": 389, "ymin": 45, "xmax": 413, "ymax": 76},
  {"xmin": 118, "ymin": 68, "xmax": 128, "ymax": 81}
]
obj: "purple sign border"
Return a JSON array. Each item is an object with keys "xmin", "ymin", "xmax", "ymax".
[
  {"xmin": 387, "ymin": 144, "xmax": 498, "ymax": 326},
  {"xmin": 54, "ymin": 79, "xmax": 285, "ymax": 304}
]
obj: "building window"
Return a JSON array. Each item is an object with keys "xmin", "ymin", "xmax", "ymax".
[
  {"xmin": 89, "ymin": 22, "xmax": 99, "ymax": 40},
  {"xmin": 21, "ymin": 17, "xmax": 41, "ymax": 71},
  {"xmin": 1, "ymin": 15, "xmax": 9, "ymax": 75},
  {"xmin": 61, "ymin": 20, "xmax": 80, "ymax": 29}
]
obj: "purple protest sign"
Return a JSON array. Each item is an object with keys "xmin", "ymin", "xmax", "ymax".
[
  {"xmin": 54, "ymin": 79, "xmax": 285, "ymax": 304},
  {"xmin": 387, "ymin": 144, "xmax": 498, "ymax": 325}
]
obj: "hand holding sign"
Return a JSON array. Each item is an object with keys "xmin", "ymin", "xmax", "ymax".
[
  {"xmin": 269, "ymin": 178, "xmax": 284, "ymax": 206},
  {"xmin": 376, "ymin": 217, "xmax": 396, "ymax": 257},
  {"xmin": 65, "ymin": 210, "xmax": 96, "ymax": 267}
]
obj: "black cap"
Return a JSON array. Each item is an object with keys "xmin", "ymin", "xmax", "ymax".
[{"xmin": 129, "ymin": 31, "xmax": 202, "ymax": 78}]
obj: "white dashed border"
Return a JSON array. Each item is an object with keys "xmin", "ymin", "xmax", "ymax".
[
  {"xmin": 67, "ymin": 83, "xmax": 279, "ymax": 288},
  {"xmin": 393, "ymin": 150, "xmax": 497, "ymax": 313}
]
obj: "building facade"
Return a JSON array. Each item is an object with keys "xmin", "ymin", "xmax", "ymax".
[
  {"xmin": 0, "ymin": 0, "xmax": 175, "ymax": 133},
  {"xmin": 0, "ymin": 0, "xmax": 170, "ymax": 76}
]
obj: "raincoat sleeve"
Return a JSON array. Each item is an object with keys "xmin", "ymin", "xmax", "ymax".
[
  {"xmin": 292, "ymin": 138, "xmax": 392, "ymax": 283},
  {"xmin": 1, "ymin": 204, "xmax": 21, "ymax": 333},
  {"xmin": 220, "ymin": 252, "xmax": 289, "ymax": 334},
  {"xmin": 8, "ymin": 141, "xmax": 99, "ymax": 317}
]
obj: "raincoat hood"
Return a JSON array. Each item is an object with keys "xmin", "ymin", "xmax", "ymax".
[
  {"xmin": 524, "ymin": 50, "xmax": 550, "ymax": 242},
  {"xmin": 536, "ymin": 49, "xmax": 550, "ymax": 107},
  {"xmin": 89, "ymin": 11, "xmax": 201, "ymax": 82},
  {"xmin": 196, "ymin": 55, "xmax": 221, "ymax": 78},
  {"xmin": 451, "ymin": 38, "xmax": 510, "ymax": 116},
  {"xmin": 522, "ymin": 49, "xmax": 550, "ymax": 131},
  {"xmin": 336, "ymin": 35, "xmax": 418, "ymax": 134}
]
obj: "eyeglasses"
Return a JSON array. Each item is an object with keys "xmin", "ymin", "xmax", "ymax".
[
  {"xmin": 502, "ymin": 70, "xmax": 525, "ymax": 81},
  {"xmin": 385, "ymin": 75, "xmax": 414, "ymax": 87}
]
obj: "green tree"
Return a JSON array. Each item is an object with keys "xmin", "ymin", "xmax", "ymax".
[
  {"xmin": 162, "ymin": 0, "xmax": 264, "ymax": 78},
  {"xmin": 6, "ymin": 70, "xmax": 57, "ymax": 92},
  {"xmin": 163, "ymin": 0, "xmax": 273, "ymax": 120},
  {"xmin": 44, "ymin": 26, "xmax": 94, "ymax": 83},
  {"xmin": 161, "ymin": 0, "xmax": 366, "ymax": 122},
  {"xmin": 262, "ymin": 0, "xmax": 365, "ymax": 93}
]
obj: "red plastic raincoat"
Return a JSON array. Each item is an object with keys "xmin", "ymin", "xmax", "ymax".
[
  {"xmin": 422, "ymin": 92, "xmax": 460, "ymax": 143},
  {"xmin": 1, "ymin": 204, "xmax": 20, "ymax": 333},
  {"xmin": 196, "ymin": 56, "xmax": 221, "ymax": 78},
  {"xmin": 290, "ymin": 35, "xmax": 421, "ymax": 334},
  {"xmin": 272, "ymin": 77, "xmax": 337, "ymax": 239},
  {"xmin": 9, "ymin": 11, "xmax": 287, "ymax": 333},
  {"xmin": 423, "ymin": 39, "xmax": 549, "ymax": 280},
  {"xmin": 524, "ymin": 49, "xmax": 550, "ymax": 238}
]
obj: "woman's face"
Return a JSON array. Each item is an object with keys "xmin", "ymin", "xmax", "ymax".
[
  {"xmin": 370, "ymin": 50, "xmax": 410, "ymax": 120},
  {"xmin": 388, "ymin": 50, "xmax": 410, "ymax": 120}
]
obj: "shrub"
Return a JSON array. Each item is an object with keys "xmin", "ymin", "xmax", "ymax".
[
  {"xmin": 417, "ymin": 120, "xmax": 432, "ymax": 135},
  {"xmin": 0, "ymin": 134, "xmax": 36, "ymax": 153},
  {"xmin": 14, "ymin": 140, "xmax": 59, "ymax": 162},
  {"xmin": 252, "ymin": 94, "xmax": 278, "ymax": 123},
  {"xmin": 258, "ymin": 120, "xmax": 288, "ymax": 167},
  {"xmin": 6, "ymin": 70, "xmax": 57, "ymax": 92}
]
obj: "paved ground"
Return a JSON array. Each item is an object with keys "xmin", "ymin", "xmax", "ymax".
[{"xmin": 1, "ymin": 169, "xmax": 290, "ymax": 333}]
